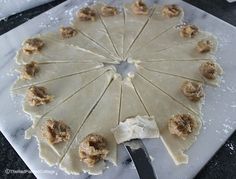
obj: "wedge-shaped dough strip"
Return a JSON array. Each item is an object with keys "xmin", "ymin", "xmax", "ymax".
[
  {"xmin": 60, "ymin": 77, "xmax": 121, "ymax": 175},
  {"xmin": 128, "ymin": 5, "xmax": 184, "ymax": 55},
  {"xmin": 17, "ymin": 35, "xmax": 117, "ymax": 64},
  {"xmin": 96, "ymin": 4, "xmax": 125, "ymax": 58},
  {"xmin": 15, "ymin": 68, "xmax": 108, "ymax": 120},
  {"xmin": 120, "ymin": 78, "xmax": 148, "ymax": 122},
  {"xmin": 139, "ymin": 60, "xmax": 222, "ymax": 86},
  {"xmin": 136, "ymin": 66, "xmax": 202, "ymax": 114},
  {"xmin": 73, "ymin": 5, "xmax": 118, "ymax": 58},
  {"xmin": 123, "ymin": 3, "xmax": 153, "ymax": 57},
  {"xmin": 25, "ymin": 70, "xmax": 114, "ymax": 166},
  {"xmin": 132, "ymin": 74, "xmax": 201, "ymax": 165},
  {"xmin": 131, "ymin": 31, "xmax": 217, "ymax": 60},
  {"xmin": 43, "ymin": 31, "xmax": 119, "ymax": 63},
  {"xmin": 12, "ymin": 62, "xmax": 103, "ymax": 90}
]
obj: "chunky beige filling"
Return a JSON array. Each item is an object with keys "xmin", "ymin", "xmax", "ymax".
[
  {"xmin": 20, "ymin": 61, "xmax": 39, "ymax": 80},
  {"xmin": 23, "ymin": 38, "xmax": 44, "ymax": 54},
  {"xmin": 26, "ymin": 86, "xmax": 53, "ymax": 106},
  {"xmin": 181, "ymin": 81, "xmax": 204, "ymax": 102},
  {"xmin": 77, "ymin": 7, "xmax": 97, "ymax": 21},
  {"xmin": 168, "ymin": 114, "xmax": 196, "ymax": 139},
  {"xmin": 131, "ymin": 0, "xmax": 148, "ymax": 15},
  {"xmin": 79, "ymin": 134, "xmax": 109, "ymax": 167},
  {"xmin": 42, "ymin": 119, "xmax": 71, "ymax": 144},
  {"xmin": 180, "ymin": 25, "xmax": 199, "ymax": 38},
  {"xmin": 162, "ymin": 4, "xmax": 181, "ymax": 18}
]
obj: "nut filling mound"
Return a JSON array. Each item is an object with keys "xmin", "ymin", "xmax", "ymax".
[
  {"xmin": 180, "ymin": 25, "xmax": 199, "ymax": 38},
  {"xmin": 26, "ymin": 86, "xmax": 53, "ymax": 106},
  {"xmin": 168, "ymin": 114, "xmax": 196, "ymax": 139},
  {"xmin": 199, "ymin": 61, "xmax": 218, "ymax": 80},
  {"xmin": 23, "ymin": 38, "xmax": 44, "ymax": 54},
  {"xmin": 60, "ymin": 27, "xmax": 78, "ymax": 39},
  {"xmin": 162, "ymin": 4, "xmax": 181, "ymax": 18},
  {"xmin": 12, "ymin": 1, "xmax": 223, "ymax": 175},
  {"xmin": 101, "ymin": 5, "xmax": 118, "ymax": 17},
  {"xmin": 181, "ymin": 81, "xmax": 204, "ymax": 102},
  {"xmin": 42, "ymin": 119, "xmax": 71, "ymax": 144},
  {"xmin": 131, "ymin": 0, "xmax": 148, "ymax": 15},
  {"xmin": 78, "ymin": 7, "xmax": 97, "ymax": 21},
  {"xmin": 20, "ymin": 61, "xmax": 39, "ymax": 80},
  {"xmin": 79, "ymin": 134, "xmax": 109, "ymax": 167},
  {"xmin": 197, "ymin": 40, "xmax": 212, "ymax": 53}
]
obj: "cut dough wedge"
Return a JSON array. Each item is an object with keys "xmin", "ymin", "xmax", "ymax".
[
  {"xmin": 136, "ymin": 66, "xmax": 202, "ymax": 114},
  {"xmin": 130, "ymin": 31, "xmax": 217, "ymax": 60},
  {"xmin": 128, "ymin": 5, "xmax": 184, "ymax": 55},
  {"xmin": 97, "ymin": 4, "xmax": 125, "ymax": 58},
  {"xmin": 17, "ymin": 36, "xmax": 117, "ymax": 64},
  {"xmin": 25, "ymin": 70, "xmax": 114, "ymax": 166},
  {"xmin": 123, "ymin": 3, "xmax": 154, "ymax": 57},
  {"xmin": 43, "ymin": 30, "xmax": 119, "ymax": 62},
  {"xmin": 73, "ymin": 5, "xmax": 118, "ymax": 58},
  {"xmin": 13, "ymin": 68, "xmax": 109, "ymax": 120},
  {"xmin": 12, "ymin": 62, "xmax": 103, "ymax": 90},
  {"xmin": 120, "ymin": 77, "xmax": 148, "ymax": 122},
  {"xmin": 131, "ymin": 73, "xmax": 202, "ymax": 165},
  {"xmin": 138, "ymin": 60, "xmax": 222, "ymax": 86},
  {"xmin": 60, "ymin": 76, "xmax": 121, "ymax": 175}
]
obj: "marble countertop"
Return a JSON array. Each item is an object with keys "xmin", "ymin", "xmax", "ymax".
[
  {"xmin": 0, "ymin": 0, "xmax": 236, "ymax": 179},
  {"xmin": 0, "ymin": 0, "xmax": 52, "ymax": 20}
]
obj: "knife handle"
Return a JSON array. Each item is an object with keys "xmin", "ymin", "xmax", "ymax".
[{"xmin": 126, "ymin": 146, "xmax": 157, "ymax": 179}]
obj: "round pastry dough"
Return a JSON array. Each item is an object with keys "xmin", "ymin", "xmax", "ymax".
[{"xmin": 12, "ymin": 2, "xmax": 223, "ymax": 175}]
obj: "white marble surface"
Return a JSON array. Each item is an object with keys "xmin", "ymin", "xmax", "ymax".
[
  {"xmin": 0, "ymin": 0, "xmax": 236, "ymax": 178},
  {"xmin": 0, "ymin": 0, "xmax": 52, "ymax": 19}
]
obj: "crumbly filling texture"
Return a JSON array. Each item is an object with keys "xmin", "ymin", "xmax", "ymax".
[
  {"xmin": 78, "ymin": 7, "xmax": 97, "ymax": 21},
  {"xmin": 26, "ymin": 86, "xmax": 53, "ymax": 106},
  {"xmin": 199, "ymin": 61, "xmax": 217, "ymax": 80},
  {"xmin": 181, "ymin": 81, "xmax": 204, "ymax": 102},
  {"xmin": 131, "ymin": 0, "xmax": 148, "ymax": 15},
  {"xmin": 197, "ymin": 40, "xmax": 212, "ymax": 53},
  {"xmin": 23, "ymin": 38, "xmax": 44, "ymax": 55},
  {"xmin": 60, "ymin": 27, "xmax": 78, "ymax": 39},
  {"xmin": 79, "ymin": 134, "xmax": 109, "ymax": 167},
  {"xmin": 101, "ymin": 5, "xmax": 118, "ymax": 17},
  {"xmin": 180, "ymin": 25, "xmax": 199, "ymax": 38},
  {"xmin": 162, "ymin": 4, "xmax": 181, "ymax": 18},
  {"xmin": 168, "ymin": 114, "xmax": 196, "ymax": 139},
  {"xmin": 20, "ymin": 61, "xmax": 39, "ymax": 80},
  {"xmin": 42, "ymin": 119, "xmax": 71, "ymax": 144}
]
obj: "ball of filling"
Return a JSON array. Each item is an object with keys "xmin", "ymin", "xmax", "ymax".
[
  {"xmin": 199, "ymin": 61, "xmax": 218, "ymax": 80},
  {"xmin": 197, "ymin": 40, "xmax": 212, "ymax": 53},
  {"xmin": 23, "ymin": 38, "xmax": 44, "ymax": 54},
  {"xmin": 60, "ymin": 27, "xmax": 78, "ymax": 39},
  {"xmin": 42, "ymin": 119, "xmax": 71, "ymax": 144},
  {"xmin": 168, "ymin": 114, "xmax": 196, "ymax": 139},
  {"xmin": 162, "ymin": 4, "xmax": 181, "ymax": 18},
  {"xmin": 131, "ymin": 0, "xmax": 148, "ymax": 15},
  {"xmin": 79, "ymin": 133, "xmax": 109, "ymax": 167},
  {"xmin": 26, "ymin": 86, "xmax": 53, "ymax": 106},
  {"xmin": 78, "ymin": 7, "xmax": 97, "ymax": 21},
  {"xmin": 101, "ymin": 5, "xmax": 118, "ymax": 17},
  {"xmin": 180, "ymin": 25, "xmax": 198, "ymax": 38},
  {"xmin": 20, "ymin": 61, "xmax": 39, "ymax": 80},
  {"xmin": 181, "ymin": 81, "xmax": 204, "ymax": 102}
]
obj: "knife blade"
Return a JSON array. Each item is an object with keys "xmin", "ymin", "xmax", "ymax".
[{"xmin": 124, "ymin": 139, "xmax": 158, "ymax": 179}]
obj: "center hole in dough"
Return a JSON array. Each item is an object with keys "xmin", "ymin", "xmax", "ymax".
[{"xmin": 113, "ymin": 59, "xmax": 136, "ymax": 79}]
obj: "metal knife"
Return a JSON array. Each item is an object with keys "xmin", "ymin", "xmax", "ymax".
[{"xmin": 124, "ymin": 139, "xmax": 158, "ymax": 179}]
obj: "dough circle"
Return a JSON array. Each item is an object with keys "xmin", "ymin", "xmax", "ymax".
[{"xmin": 12, "ymin": 2, "xmax": 223, "ymax": 175}]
